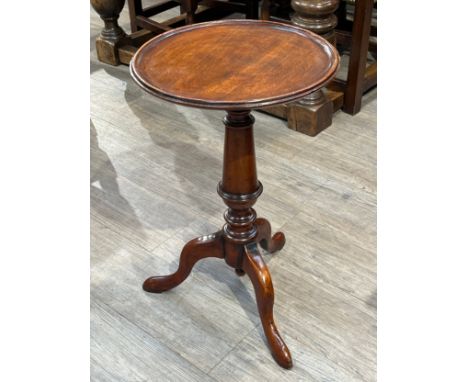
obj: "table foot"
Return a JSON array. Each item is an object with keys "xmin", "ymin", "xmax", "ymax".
[
  {"xmin": 143, "ymin": 231, "xmax": 224, "ymax": 293},
  {"xmin": 242, "ymin": 242, "xmax": 293, "ymax": 369},
  {"xmin": 256, "ymin": 217, "xmax": 286, "ymax": 253}
]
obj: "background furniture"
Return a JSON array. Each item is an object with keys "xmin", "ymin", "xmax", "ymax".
[
  {"xmin": 128, "ymin": 0, "xmax": 259, "ymax": 32},
  {"xmin": 336, "ymin": 0, "xmax": 377, "ymax": 114},
  {"xmin": 260, "ymin": 0, "xmax": 340, "ymax": 136},
  {"xmin": 130, "ymin": 19, "xmax": 339, "ymax": 368},
  {"xmin": 90, "ymin": 0, "xmax": 258, "ymax": 65},
  {"xmin": 260, "ymin": 0, "xmax": 377, "ymax": 133}
]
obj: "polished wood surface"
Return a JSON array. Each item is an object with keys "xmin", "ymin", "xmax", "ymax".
[
  {"xmin": 91, "ymin": 0, "xmax": 127, "ymax": 65},
  {"xmin": 291, "ymin": 0, "xmax": 339, "ymax": 43},
  {"xmin": 129, "ymin": 20, "xmax": 339, "ymax": 369},
  {"xmin": 89, "ymin": 0, "xmax": 343, "ymax": 137},
  {"xmin": 130, "ymin": 19, "xmax": 339, "ymax": 109}
]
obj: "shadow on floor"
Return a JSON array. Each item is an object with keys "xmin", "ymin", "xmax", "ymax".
[
  {"xmin": 91, "ymin": 119, "xmax": 145, "ymax": 238},
  {"xmin": 121, "ymin": 76, "xmax": 225, "ymax": 215}
]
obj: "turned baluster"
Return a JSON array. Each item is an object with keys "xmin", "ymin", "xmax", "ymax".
[
  {"xmin": 217, "ymin": 110, "xmax": 261, "ymax": 271},
  {"xmin": 291, "ymin": 0, "xmax": 340, "ymax": 44},
  {"xmin": 90, "ymin": 0, "xmax": 127, "ymax": 65},
  {"xmin": 288, "ymin": 0, "xmax": 339, "ymax": 135}
]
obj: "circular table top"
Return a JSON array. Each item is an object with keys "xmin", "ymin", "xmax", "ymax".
[{"xmin": 130, "ymin": 20, "xmax": 339, "ymax": 110}]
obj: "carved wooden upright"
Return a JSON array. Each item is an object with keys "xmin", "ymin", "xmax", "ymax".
[
  {"xmin": 288, "ymin": 0, "xmax": 339, "ymax": 135},
  {"xmin": 90, "ymin": 0, "xmax": 128, "ymax": 65},
  {"xmin": 291, "ymin": 0, "xmax": 339, "ymax": 44}
]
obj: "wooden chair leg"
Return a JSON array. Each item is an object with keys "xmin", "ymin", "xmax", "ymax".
[
  {"xmin": 186, "ymin": 10, "xmax": 195, "ymax": 25},
  {"xmin": 180, "ymin": 0, "xmax": 198, "ymax": 24},
  {"xmin": 343, "ymin": 0, "xmax": 374, "ymax": 115},
  {"xmin": 143, "ymin": 231, "xmax": 224, "ymax": 293},
  {"xmin": 242, "ymin": 243, "xmax": 292, "ymax": 369},
  {"xmin": 260, "ymin": 0, "xmax": 271, "ymax": 20},
  {"xmin": 128, "ymin": 0, "xmax": 143, "ymax": 33}
]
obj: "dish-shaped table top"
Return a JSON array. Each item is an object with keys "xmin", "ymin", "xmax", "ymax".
[{"xmin": 130, "ymin": 20, "xmax": 339, "ymax": 110}]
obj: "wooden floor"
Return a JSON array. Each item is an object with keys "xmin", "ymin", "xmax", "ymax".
[{"xmin": 91, "ymin": 6, "xmax": 376, "ymax": 382}]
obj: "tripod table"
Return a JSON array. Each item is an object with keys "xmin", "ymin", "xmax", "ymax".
[{"xmin": 130, "ymin": 19, "xmax": 339, "ymax": 369}]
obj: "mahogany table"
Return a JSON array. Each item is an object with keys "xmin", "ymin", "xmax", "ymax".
[{"xmin": 130, "ymin": 19, "xmax": 339, "ymax": 369}]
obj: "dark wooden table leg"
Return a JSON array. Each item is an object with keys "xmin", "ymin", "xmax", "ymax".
[
  {"xmin": 243, "ymin": 242, "xmax": 292, "ymax": 369},
  {"xmin": 142, "ymin": 109, "xmax": 292, "ymax": 368},
  {"xmin": 343, "ymin": 0, "xmax": 374, "ymax": 115},
  {"xmin": 219, "ymin": 110, "xmax": 292, "ymax": 368},
  {"xmin": 90, "ymin": 0, "xmax": 128, "ymax": 65},
  {"xmin": 288, "ymin": 0, "xmax": 340, "ymax": 136},
  {"xmin": 143, "ymin": 231, "xmax": 224, "ymax": 293}
]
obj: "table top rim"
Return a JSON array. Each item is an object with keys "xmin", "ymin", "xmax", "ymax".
[{"xmin": 130, "ymin": 19, "xmax": 340, "ymax": 110}]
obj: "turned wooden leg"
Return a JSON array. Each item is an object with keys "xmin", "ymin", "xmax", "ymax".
[
  {"xmin": 287, "ymin": 0, "xmax": 339, "ymax": 136},
  {"xmin": 143, "ymin": 231, "xmax": 224, "ymax": 293},
  {"xmin": 255, "ymin": 217, "xmax": 285, "ymax": 253},
  {"xmin": 343, "ymin": 0, "xmax": 375, "ymax": 115},
  {"xmin": 180, "ymin": 0, "xmax": 197, "ymax": 24},
  {"xmin": 90, "ymin": 0, "xmax": 127, "ymax": 66},
  {"xmin": 260, "ymin": 0, "xmax": 271, "ymax": 20},
  {"xmin": 242, "ymin": 242, "xmax": 292, "ymax": 369},
  {"xmin": 128, "ymin": 0, "xmax": 143, "ymax": 33}
]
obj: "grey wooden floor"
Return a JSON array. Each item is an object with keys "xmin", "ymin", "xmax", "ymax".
[{"xmin": 91, "ymin": 6, "xmax": 376, "ymax": 382}]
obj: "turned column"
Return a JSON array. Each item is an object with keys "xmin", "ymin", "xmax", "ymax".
[
  {"xmin": 291, "ymin": 0, "xmax": 339, "ymax": 44},
  {"xmin": 91, "ymin": 0, "xmax": 127, "ymax": 65},
  {"xmin": 288, "ymin": 0, "xmax": 339, "ymax": 136},
  {"xmin": 217, "ymin": 110, "xmax": 263, "ymax": 269},
  {"xmin": 130, "ymin": 20, "xmax": 339, "ymax": 369}
]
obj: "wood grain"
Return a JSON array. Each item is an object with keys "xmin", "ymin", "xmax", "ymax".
[{"xmin": 130, "ymin": 19, "xmax": 339, "ymax": 109}]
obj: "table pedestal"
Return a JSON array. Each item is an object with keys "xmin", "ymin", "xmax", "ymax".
[{"xmin": 143, "ymin": 110, "xmax": 292, "ymax": 369}]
